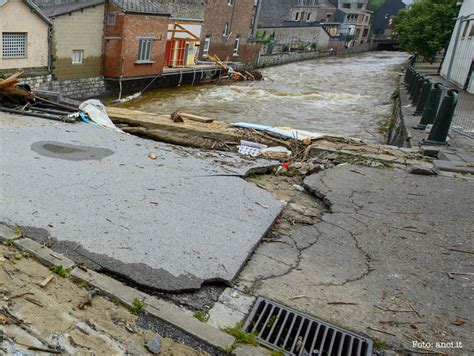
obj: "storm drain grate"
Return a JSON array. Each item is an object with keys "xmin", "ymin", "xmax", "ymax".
[{"xmin": 244, "ymin": 297, "xmax": 373, "ymax": 356}]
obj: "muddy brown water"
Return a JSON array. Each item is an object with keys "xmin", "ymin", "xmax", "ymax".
[{"xmin": 113, "ymin": 52, "xmax": 408, "ymax": 143}]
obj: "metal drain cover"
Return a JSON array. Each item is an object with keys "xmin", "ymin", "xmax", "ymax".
[{"xmin": 244, "ymin": 297, "xmax": 373, "ymax": 356}]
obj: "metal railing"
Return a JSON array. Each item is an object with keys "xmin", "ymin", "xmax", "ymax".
[{"xmin": 451, "ymin": 90, "xmax": 474, "ymax": 138}]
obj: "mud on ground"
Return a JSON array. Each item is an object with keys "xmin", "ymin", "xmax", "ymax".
[{"xmin": 0, "ymin": 244, "xmax": 206, "ymax": 355}]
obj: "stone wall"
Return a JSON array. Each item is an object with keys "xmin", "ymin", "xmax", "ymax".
[
  {"xmin": 20, "ymin": 74, "xmax": 107, "ymax": 100},
  {"xmin": 257, "ymin": 42, "xmax": 369, "ymax": 67}
]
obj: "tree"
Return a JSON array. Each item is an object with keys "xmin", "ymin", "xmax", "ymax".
[{"xmin": 392, "ymin": 0, "xmax": 457, "ymax": 61}]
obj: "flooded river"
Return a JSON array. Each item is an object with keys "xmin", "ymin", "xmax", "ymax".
[{"xmin": 116, "ymin": 51, "xmax": 408, "ymax": 142}]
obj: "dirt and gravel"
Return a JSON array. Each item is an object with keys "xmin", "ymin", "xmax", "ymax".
[{"xmin": 0, "ymin": 243, "xmax": 207, "ymax": 355}]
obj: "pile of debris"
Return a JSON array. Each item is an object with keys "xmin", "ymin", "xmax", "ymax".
[
  {"xmin": 209, "ymin": 55, "xmax": 264, "ymax": 82},
  {"xmin": 0, "ymin": 70, "xmax": 78, "ymax": 122}
]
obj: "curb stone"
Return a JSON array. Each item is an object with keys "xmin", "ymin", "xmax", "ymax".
[{"xmin": 2, "ymin": 224, "xmax": 239, "ymax": 352}]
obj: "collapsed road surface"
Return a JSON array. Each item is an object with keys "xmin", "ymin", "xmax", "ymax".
[{"xmin": 0, "ymin": 115, "xmax": 283, "ymax": 292}]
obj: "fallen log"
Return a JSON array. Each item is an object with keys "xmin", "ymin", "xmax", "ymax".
[{"xmin": 106, "ymin": 107, "xmax": 284, "ymax": 151}]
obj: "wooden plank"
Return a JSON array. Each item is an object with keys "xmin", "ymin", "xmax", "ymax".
[{"xmin": 179, "ymin": 113, "xmax": 214, "ymax": 123}]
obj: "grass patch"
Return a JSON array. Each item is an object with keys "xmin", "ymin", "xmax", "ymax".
[
  {"xmin": 373, "ymin": 338, "xmax": 385, "ymax": 350},
  {"xmin": 4, "ymin": 239, "xmax": 14, "ymax": 247},
  {"xmin": 50, "ymin": 265, "xmax": 69, "ymax": 278},
  {"xmin": 128, "ymin": 299, "xmax": 145, "ymax": 315},
  {"xmin": 72, "ymin": 277, "xmax": 87, "ymax": 287},
  {"xmin": 12, "ymin": 226, "xmax": 22, "ymax": 236},
  {"xmin": 14, "ymin": 253, "xmax": 22, "ymax": 261},
  {"xmin": 193, "ymin": 311, "xmax": 209, "ymax": 322},
  {"xmin": 224, "ymin": 326, "xmax": 258, "ymax": 346}
]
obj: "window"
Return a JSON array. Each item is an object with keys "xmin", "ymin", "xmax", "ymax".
[
  {"xmin": 470, "ymin": 22, "xmax": 474, "ymax": 37},
  {"xmin": 295, "ymin": 12, "xmax": 300, "ymax": 21},
  {"xmin": 357, "ymin": 3, "xmax": 363, "ymax": 8},
  {"xmin": 72, "ymin": 50, "xmax": 84, "ymax": 64},
  {"xmin": 107, "ymin": 13, "xmax": 116, "ymax": 26},
  {"xmin": 342, "ymin": 3, "xmax": 350, "ymax": 8},
  {"xmin": 233, "ymin": 35, "xmax": 240, "ymax": 56},
  {"xmin": 228, "ymin": 0, "xmax": 233, "ymax": 5},
  {"xmin": 2, "ymin": 32, "xmax": 27, "ymax": 58},
  {"xmin": 137, "ymin": 37, "xmax": 153, "ymax": 62},
  {"xmin": 203, "ymin": 35, "xmax": 211, "ymax": 55},
  {"xmin": 362, "ymin": 28, "xmax": 369, "ymax": 37},
  {"xmin": 223, "ymin": 23, "xmax": 229, "ymax": 37},
  {"xmin": 306, "ymin": 12, "xmax": 311, "ymax": 22}
]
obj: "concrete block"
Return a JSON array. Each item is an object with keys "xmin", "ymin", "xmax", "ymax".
[
  {"xmin": 207, "ymin": 302, "xmax": 246, "ymax": 330},
  {"xmin": 0, "ymin": 223, "xmax": 22, "ymax": 242},
  {"xmin": 218, "ymin": 288, "xmax": 256, "ymax": 315},
  {"xmin": 14, "ymin": 238, "xmax": 75, "ymax": 269}
]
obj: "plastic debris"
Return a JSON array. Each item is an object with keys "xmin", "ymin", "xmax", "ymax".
[
  {"xmin": 79, "ymin": 100, "xmax": 123, "ymax": 132},
  {"xmin": 232, "ymin": 122, "xmax": 325, "ymax": 141},
  {"xmin": 238, "ymin": 140, "xmax": 267, "ymax": 157}
]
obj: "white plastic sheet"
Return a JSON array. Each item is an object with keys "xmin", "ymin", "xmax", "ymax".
[
  {"xmin": 79, "ymin": 99, "xmax": 123, "ymax": 133},
  {"xmin": 232, "ymin": 122, "xmax": 324, "ymax": 141}
]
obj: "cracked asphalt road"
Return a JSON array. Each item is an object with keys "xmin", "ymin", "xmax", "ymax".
[
  {"xmin": 0, "ymin": 115, "xmax": 283, "ymax": 292},
  {"xmin": 238, "ymin": 164, "xmax": 473, "ymax": 353}
]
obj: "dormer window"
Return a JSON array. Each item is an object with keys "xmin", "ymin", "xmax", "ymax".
[{"xmin": 223, "ymin": 23, "xmax": 229, "ymax": 37}]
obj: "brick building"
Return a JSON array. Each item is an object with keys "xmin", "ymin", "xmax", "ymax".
[
  {"xmin": 199, "ymin": 0, "xmax": 261, "ymax": 66},
  {"xmin": 103, "ymin": 0, "xmax": 170, "ymax": 80}
]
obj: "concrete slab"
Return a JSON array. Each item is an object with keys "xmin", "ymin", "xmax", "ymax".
[
  {"xmin": 207, "ymin": 302, "xmax": 245, "ymax": 329},
  {"xmin": 433, "ymin": 159, "xmax": 474, "ymax": 174},
  {"xmin": 241, "ymin": 164, "xmax": 474, "ymax": 352},
  {"xmin": 0, "ymin": 116, "xmax": 283, "ymax": 292}
]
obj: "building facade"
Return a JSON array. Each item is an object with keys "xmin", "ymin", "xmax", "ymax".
[
  {"xmin": 255, "ymin": 0, "xmax": 336, "ymax": 53},
  {"xmin": 103, "ymin": 0, "xmax": 170, "ymax": 80},
  {"xmin": 440, "ymin": 0, "xmax": 474, "ymax": 93},
  {"xmin": 157, "ymin": 0, "xmax": 204, "ymax": 67},
  {"xmin": 37, "ymin": 0, "xmax": 105, "ymax": 81},
  {"xmin": 199, "ymin": 0, "xmax": 261, "ymax": 65},
  {"xmin": 336, "ymin": 0, "xmax": 371, "ymax": 46},
  {"xmin": 0, "ymin": 0, "xmax": 52, "ymax": 72}
]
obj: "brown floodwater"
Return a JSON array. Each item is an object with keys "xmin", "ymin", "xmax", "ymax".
[{"xmin": 112, "ymin": 51, "xmax": 408, "ymax": 142}]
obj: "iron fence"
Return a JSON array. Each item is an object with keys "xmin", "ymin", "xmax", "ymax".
[{"xmin": 450, "ymin": 89, "xmax": 474, "ymax": 138}]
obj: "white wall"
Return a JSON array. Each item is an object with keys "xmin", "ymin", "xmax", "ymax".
[
  {"xmin": 440, "ymin": 0, "xmax": 474, "ymax": 93},
  {"xmin": 0, "ymin": 0, "xmax": 50, "ymax": 70}
]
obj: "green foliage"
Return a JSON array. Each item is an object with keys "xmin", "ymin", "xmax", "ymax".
[
  {"xmin": 128, "ymin": 299, "xmax": 144, "ymax": 315},
  {"xmin": 392, "ymin": 0, "xmax": 457, "ymax": 61},
  {"xmin": 50, "ymin": 265, "xmax": 69, "ymax": 277},
  {"xmin": 14, "ymin": 253, "xmax": 23, "ymax": 261},
  {"xmin": 368, "ymin": 0, "xmax": 385, "ymax": 11},
  {"xmin": 373, "ymin": 338, "xmax": 385, "ymax": 349},
  {"xmin": 224, "ymin": 326, "xmax": 258, "ymax": 346},
  {"xmin": 193, "ymin": 311, "xmax": 209, "ymax": 322},
  {"xmin": 4, "ymin": 239, "xmax": 14, "ymax": 247}
]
